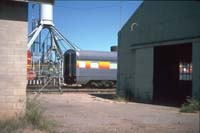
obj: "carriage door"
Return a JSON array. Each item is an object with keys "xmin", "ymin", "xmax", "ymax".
[{"xmin": 64, "ymin": 50, "xmax": 76, "ymax": 84}]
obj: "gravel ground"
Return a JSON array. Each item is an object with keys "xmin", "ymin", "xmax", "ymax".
[{"xmin": 30, "ymin": 93, "xmax": 199, "ymax": 133}]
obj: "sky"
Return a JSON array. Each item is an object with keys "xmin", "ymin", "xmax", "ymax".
[{"xmin": 28, "ymin": 1, "xmax": 142, "ymax": 51}]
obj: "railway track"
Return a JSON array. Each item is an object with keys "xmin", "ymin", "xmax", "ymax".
[{"xmin": 27, "ymin": 85, "xmax": 116, "ymax": 94}]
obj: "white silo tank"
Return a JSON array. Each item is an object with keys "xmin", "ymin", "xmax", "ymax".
[{"xmin": 40, "ymin": 4, "xmax": 54, "ymax": 25}]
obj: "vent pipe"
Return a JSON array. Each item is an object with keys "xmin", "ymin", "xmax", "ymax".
[{"xmin": 110, "ymin": 46, "xmax": 118, "ymax": 52}]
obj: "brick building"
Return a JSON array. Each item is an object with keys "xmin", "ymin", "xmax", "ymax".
[{"xmin": 0, "ymin": 0, "xmax": 53, "ymax": 120}]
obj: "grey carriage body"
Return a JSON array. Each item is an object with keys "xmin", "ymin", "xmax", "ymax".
[{"xmin": 63, "ymin": 49, "xmax": 117, "ymax": 87}]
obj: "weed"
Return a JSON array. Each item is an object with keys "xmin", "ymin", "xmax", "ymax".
[
  {"xmin": 0, "ymin": 118, "xmax": 26, "ymax": 133},
  {"xmin": 114, "ymin": 95, "xmax": 128, "ymax": 102},
  {"xmin": 180, "ymin": 98, "xmax": 200, "ymax": 113},
  {"xmin": 25, "ymin": 96, "xmax": 57, "ymax": 132},
  {"xmin": 0, "ymin": 96, "xmax": 57, "ymax": 133}
]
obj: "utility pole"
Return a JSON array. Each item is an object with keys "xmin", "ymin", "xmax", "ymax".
[{"xmin": 119, "ymin": 0, "xmax": 122, "ymax": 29}]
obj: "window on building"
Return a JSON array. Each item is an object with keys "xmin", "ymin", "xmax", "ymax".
[{"xmin": 179, "ymin": 62, "xmax": 192, "ymax": 81}]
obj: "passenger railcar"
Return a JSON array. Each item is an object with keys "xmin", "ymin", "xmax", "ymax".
[{"xmin": 63, "ymin": 49, "xmax": 117, "ymax": 88}]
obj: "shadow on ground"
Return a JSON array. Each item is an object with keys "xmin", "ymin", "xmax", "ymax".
[
  {"xmin": 90, "ymin": 94, "xmax": 116, "ymax": 100},
  {"xmin": 90, "ymin": 94, "xmax": 182, "ymax": 107}
]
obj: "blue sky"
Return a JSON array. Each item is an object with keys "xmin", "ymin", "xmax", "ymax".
[{"xmin": 28, "ymin": 1, "xmax": 142, "ymax": 51}]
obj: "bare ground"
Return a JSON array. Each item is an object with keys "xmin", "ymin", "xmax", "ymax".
[{"xmin": 29, "ymin": 93, "xmax": 199, "ymax": 133}]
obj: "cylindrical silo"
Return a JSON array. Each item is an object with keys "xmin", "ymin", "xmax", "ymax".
[{"xmin": 40, "ymin": 4, "xmax": 54, "ymax": 25}]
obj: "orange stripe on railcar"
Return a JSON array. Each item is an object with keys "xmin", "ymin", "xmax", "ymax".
[
  {"xmin": 99, "ymin": 61, "xmax": 110, "ymax": 69},
  {"xmin": 85, "ymin": 61, "xmax": 91, "ymax": 69}
]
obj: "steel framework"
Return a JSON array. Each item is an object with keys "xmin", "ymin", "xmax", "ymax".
[{"xmin": 28, "ymin": 3, "xmax": 79, "ymax": 92}]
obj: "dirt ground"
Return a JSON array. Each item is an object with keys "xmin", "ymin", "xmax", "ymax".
[{"xmin": 30, "ymin": 93, "xmax": 199, "ymax": 133}]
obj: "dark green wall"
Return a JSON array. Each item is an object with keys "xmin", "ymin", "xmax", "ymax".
[
  {"xmin": 120, "ymin": 1, "xmax": 200, "ymax": 48},
  {"xmin": 192, "ymin": 41, "xmax": 200, "ymax": 101},
  {"xmin": 118, "ymin": 1, "xmax": 200, "ymax": 102}
]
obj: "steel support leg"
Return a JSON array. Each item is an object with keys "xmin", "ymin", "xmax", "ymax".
[
  {"xmin": 38, "ymin": 77, "xmax": 53, "ymax": 93},
  {"xmin": 27, "ymin": 24, "xmax": 43, "ymax": 50},
  {"xmin": 28, "ymin": 26, "xmax": 39, "ymax": 37}
]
